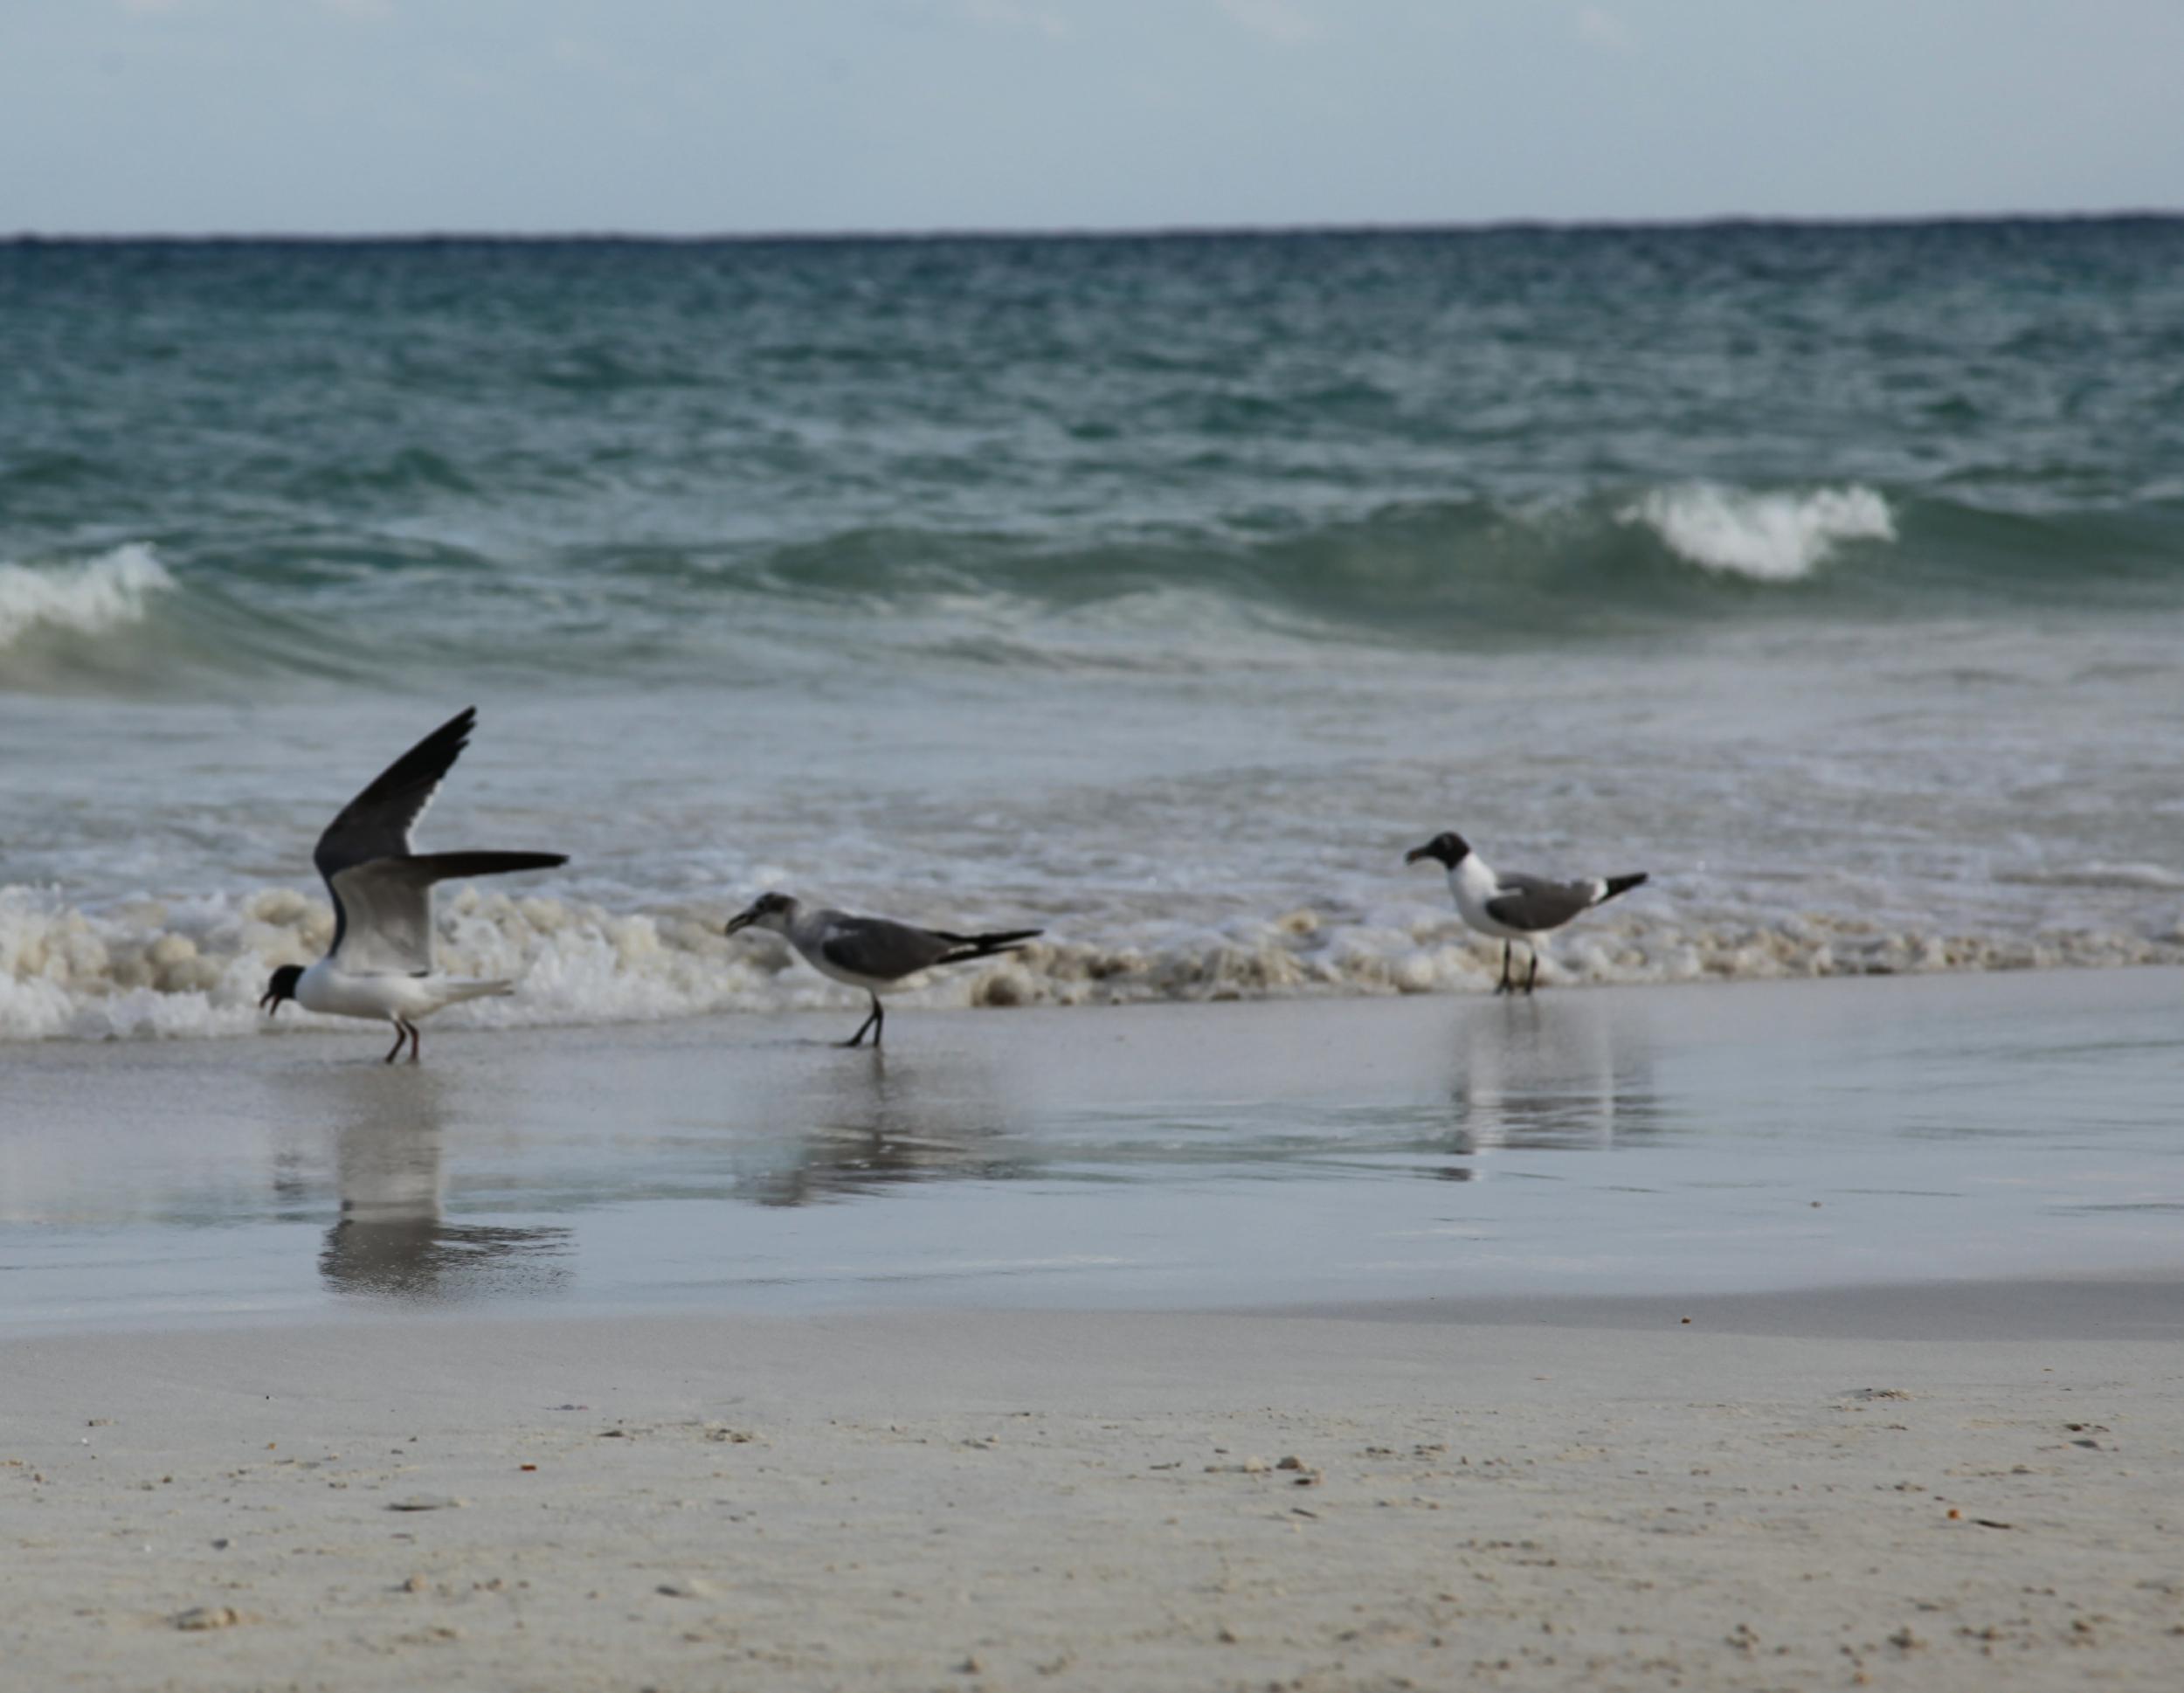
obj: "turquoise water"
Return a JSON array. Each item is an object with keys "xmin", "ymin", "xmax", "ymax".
[
  {"xmin": 3, "ymin": 223, "xmax": 2183, "ymax": 1038},
  {"xmin": 9, "ymin": 224, "xmax": 2184, "ymax": 674}
]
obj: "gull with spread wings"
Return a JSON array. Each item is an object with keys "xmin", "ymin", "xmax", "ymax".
[
  {"xmin": 725, "ymin": 893, "xmax": 1040, "ymax": 1048},
  {"xmin": 259, "ymin": 708, "xmax": 568, "ymax": 1061},
  {"xmin": 1405, "ymin": 831, "xmax": 1647, "ymax": 996}
]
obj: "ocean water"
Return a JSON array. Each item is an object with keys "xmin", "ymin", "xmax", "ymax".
[{"xmin": 4, "ymin": 222, "xmax": 2183, "ymax": 1040}]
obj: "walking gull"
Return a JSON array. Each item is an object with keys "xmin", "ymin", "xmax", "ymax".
[{"xmin": 725, "ymin": 893, "xmax": 1040, "ymax": 1047}]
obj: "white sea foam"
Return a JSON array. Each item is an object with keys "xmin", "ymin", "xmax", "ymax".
[
  {"xmin": 3, "ymin": 882, "xmax": 2177, "ymax": 1045},
  {"xmin": 0, "ymin": 543, "xmax": 175, "ymax": 650},
  {"xmin": 1621, "ymin": 485, "xmax": 1895, "ymax": 582}
]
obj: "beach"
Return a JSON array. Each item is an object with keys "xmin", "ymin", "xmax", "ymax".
[
  {"xmin": 5, "ymin": 971, "xmax": 2184, "ymax": 1689},
  {"xmin": 9, "ymin": 1289, "xmax": 2181, "ymax": 1690},
  {"xmin": 6, "ymin": 225, "xmax": 2184, "ymax": 1690}
]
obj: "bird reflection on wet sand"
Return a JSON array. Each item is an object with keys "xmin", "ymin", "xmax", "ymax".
[
  {"xmin": 1437, "ymin": 997, "xmax": 1664, "ymax": 1178},
  {"xmin": 305, "ymin": 1069, "xmax": 571, "ymax": 1303},
  {"xmin": 728, "ymin": 1051, "xmax": 1024, "ymax": 1208}
]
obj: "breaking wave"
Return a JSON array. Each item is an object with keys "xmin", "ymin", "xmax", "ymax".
[
  {"xmin": 13, "ymin": 485, "xmax": 2184, "ymax": 696},
  {"xmin": 0, "ymin": 544, "xmax": 175, "ymax": 651},
  {"xmin": 1618, "ymin": 485, "xmax": 1896, "ymax": 582},
  {"xmin": 4, "ymin": 883, "xmax": 2177, "ymax": 1045}
]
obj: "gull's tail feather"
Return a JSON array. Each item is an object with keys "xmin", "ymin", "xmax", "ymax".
[
  {"xmin": 1600, "ymin": 873, "xmax": 1648, "ymax": 903},
  {"xmin": 936, "ymin": 928, "xmax": 1043, "ymax": 967},
  {"xmin": 440, "ymin": 978, "xmax": 516, "ymax": 1005}
]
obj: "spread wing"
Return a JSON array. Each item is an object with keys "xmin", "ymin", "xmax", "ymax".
[
  {"xmin": 310, "ymin": 708, "xmax": 564, "ymax": 972},
  {"xmin": 314, "ymin": 707, "xmax": 477, "ymax": 883},
  {"xmin": 1483, "ymin": 873, "xmax": 1598, "ymax": 935},
  {"xmin": 327, "ymin": 860, "xmax": 438, "ymax": 974},
  {"xmin": 819, "ymin": 917, "xmax": 956, "ymax": 984},
  {"xmin": 327, "ymin": 852, "xmax": 567, "ymax": 975}
]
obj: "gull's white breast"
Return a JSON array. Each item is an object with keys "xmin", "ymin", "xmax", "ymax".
[
  {"xmin": 1448, "ymin": 860, "xmax": 1530, "ymax": 942},
  {"xmin": 297, "ymin": 960, "xmax": 456, "ymax": 1021}
]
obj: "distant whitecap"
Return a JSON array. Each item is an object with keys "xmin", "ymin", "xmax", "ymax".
[
  {"xmin": 1620, "ymin": 485, "xmax": 1895, "ymax": 582},
  {"xmin": 0, "ymin": 543, "xmax": 175, "ymax": 651}
]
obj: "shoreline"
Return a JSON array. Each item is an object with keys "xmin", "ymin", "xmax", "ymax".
[
  {"xmin": 9, "ymin": 1267, "xmax": 2184, "ymax": 1347},
  {"xmin": 5, "ymin": 942, "xmax": 2182, "ymax": 1054},
  {"xmin": 8, "ymin": 864, "xmax": 2182, "ymax": 1044}
]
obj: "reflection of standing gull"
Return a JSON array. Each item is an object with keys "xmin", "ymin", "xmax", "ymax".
[
  {"xmin": 312, "ymin": 1069, "xmax": 571, "ymax": 1303},
  {"xmin": 725, "ymin": 892, "xmax": 1040, "ymax": 1048},
  {"xmin": 259, "ymin": 707, "xmax": 567, "ymax": 1061},
  {"xmin": 1446, "ymin": 995, "xmax": 1658, "ymax": 1158},
  {"xmin": 1406, "ymin": 831, "xmax": 1647, "ymax": 995},
  {"xmin": 730, "ymin": 1048, "xmax": 1023, "ymax": 1206}
]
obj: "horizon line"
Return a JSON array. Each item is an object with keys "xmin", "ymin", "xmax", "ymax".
[{"xmin": 6, "ymin": 207, "xmax": 2181, "ymax": 246}]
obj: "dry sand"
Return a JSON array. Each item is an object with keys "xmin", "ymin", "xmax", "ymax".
[{"xmin": 7, "ymin": 1289, "xmax": 2182, "ymax": 1691}]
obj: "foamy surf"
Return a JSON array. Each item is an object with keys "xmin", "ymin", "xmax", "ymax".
[
  {"xmin": 0, "ymin": 544, "xmax": 175, "ymax": 651},
  {"xmin": 4, "ymin": 882, "xmax": 2178, "ymax": 1044},
  {"xmin": 1619, "ymin": 485, "xmax": 1895, "ymax": 582}
]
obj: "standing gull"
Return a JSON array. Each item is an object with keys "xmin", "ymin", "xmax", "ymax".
[
  {"xmin": 259, "ymin": 707, "xmax": 568, "ymax": 1061},
  {"xmin": 1405, "ymin": 831, "xmax": 1647, "ymax": 996},
  {"xmin": 725, "ymin": 893, "xmax": 1040, "ymax": 1048}
]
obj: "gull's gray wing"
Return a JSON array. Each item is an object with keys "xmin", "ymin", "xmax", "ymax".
[
  {"xmin": 326, "ymin": 851, "xmax": 567, "ymax": 975},
  {"xmin": 1483, "ymin": 873, "xmax": 1598, "ymax": 935},
  {"xmin": 314, "ymin": 708, "xmax": 477, "ymax": 882},
  {"xmin": 326, "ymin": 861, "xmax": 436, "ymax": 974},
  {"xmin": 818, "ymin": 916, "xmax": 957, "ymax": 984}
]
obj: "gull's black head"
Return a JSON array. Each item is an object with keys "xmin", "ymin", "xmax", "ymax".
[
  {"xmin": 259, "ymin": 964, "xmax": 304, "ymax": 1015},
  {"xmin": 725, "ymin": 891, "xmax": 799, "ymax": 937},
  {"xmin": 1404, "ymin": 831, "xmax": 1471, "ymax": 868}
]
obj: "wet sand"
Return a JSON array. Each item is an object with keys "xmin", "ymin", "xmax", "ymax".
[{"xmin": 6, "ymin": 967, "xmax": 2183, "ymax": 1328}]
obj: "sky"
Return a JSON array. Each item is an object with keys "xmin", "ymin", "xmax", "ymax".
[{"xmin": 3, "ymin": 0, "xmax": 2180, "ymax": 236}]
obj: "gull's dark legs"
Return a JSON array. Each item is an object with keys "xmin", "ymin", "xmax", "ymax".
[
  {"xmin": 1496, "ymin": 941, "xmax": 1514, "ymax": 996},
  {"xmin": 842, "ymin": 994, "xmax": 883, "ymax": 1048},
  {"xmin": 1524, "ymin": 948, "xmax": 1539, "ymax": 995},
  {"xmin": 408, "ymin": 1020, "xmax": 422, "ymax": 1062},
  {"xmin": 383, "ymin": 1021, "xmax": 406, "ymax": 1064}
]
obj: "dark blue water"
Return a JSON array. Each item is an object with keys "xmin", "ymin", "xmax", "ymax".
[{"xmin": 6, "ymin": 222, "xmax": 2184, "ymax": 686}]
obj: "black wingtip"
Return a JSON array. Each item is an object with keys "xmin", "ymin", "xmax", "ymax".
[
  {"xmin": 313, "ymin": 708, "xmax": 496, "ymax": 878},
  {"xmin": 410, "ymin": 707, "xmax": 477, "ymax": 764},
  {"xmin": 938, "ymin": 928, "xmax": 1044, "ymax": 965},
  {"xmin": 400, "ymin": 850, "xmax": 568, "ymax": 881}
]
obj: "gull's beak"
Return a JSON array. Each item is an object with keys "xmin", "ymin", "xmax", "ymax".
[
  {"xmin": 724, "ymin": 912, "xmax": 755, "ymax": 937},
  {"xmin": 259, "ymin": 990, "xmax": 283, "ymax": 1015},
  {"xmin": 1403, "ymin": 844, "xmax": 1433, "ymax": 866}
]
